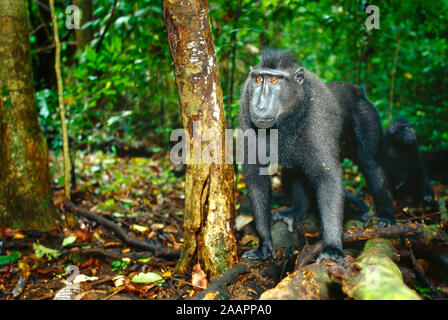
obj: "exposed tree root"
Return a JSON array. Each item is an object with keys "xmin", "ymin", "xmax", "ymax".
[{"xmin": 195, "ymin": 219, "xmax": 305, "ymax": 300}]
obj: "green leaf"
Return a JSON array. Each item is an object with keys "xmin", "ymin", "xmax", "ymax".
[
  {"xmin": 137, "ymin": 257, "xmax": 152, "ymax": 263},
  {"xmin": 33, "ymin": 243, "xmax": 61, "ymax": 260},
  {"xmin": 131, "ymin": 272, "xmax": 164, "ymax": 284},
  {"xmin": 62, "ymin": 236, "xmax": 77, "ymax": 247},
  {"xmin": 111, "ymin": 259, "xmax": 130, "ymax": 273},
  {"xmin": 0, "ymin": 251, "xmax": 20, "ymax": 266}
]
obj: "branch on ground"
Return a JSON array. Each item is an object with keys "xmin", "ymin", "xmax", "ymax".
[{"xmin": 63, "ymin": 200, "xmax": 180, "ymax": 259}]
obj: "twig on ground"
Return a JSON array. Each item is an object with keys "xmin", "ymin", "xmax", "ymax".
[
  {"xmin": 64, "ymin": 200, "xmax": 180, "ymax": 259},
  {"xmin": 69, "ymin": 247, "xmax": 177, "ymax": 267}
]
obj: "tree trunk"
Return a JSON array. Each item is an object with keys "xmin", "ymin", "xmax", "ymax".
[
  {"xmin": 0, "ymin": 0, "xmax": 58, "ymax": 231},
  {"xmin": 73, "ymin": 0, "xmax": 93, "ymax": 50},
  {"xmin": 162, "ymin": 0, "xmax": 237, "ymax": 279}
]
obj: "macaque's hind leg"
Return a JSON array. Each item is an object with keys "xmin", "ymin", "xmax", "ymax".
[{"xmin": 353, "ymin": 111, "xmax": 396, "ymax": 227}]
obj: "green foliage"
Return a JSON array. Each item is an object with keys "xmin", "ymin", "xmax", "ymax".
[
  {"xmin": 342, "ymin": 158, "xmax": 366, "ymax": 192},
  {"xmin": 0, "ymin": 251, "xmax": 20, "ymax": 266},
  {"xmin": 111, "ymin": 259, "xmax": 131, "ymax": 274},
  {"xmin": 32, "ymin": 0, "xmax": 447, "ymax": 152},
  {"xmin": 410, "ymin": 281, "xmax": 435, "ymax": 299},
  {"xmin": 33, "ymin": 243, "xmax": 61, "ymax": 261}
]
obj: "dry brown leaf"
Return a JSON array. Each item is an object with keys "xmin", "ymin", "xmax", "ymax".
[{"xmin": 191, "ymin": 263, "xmax": 208, "ymax": 289}]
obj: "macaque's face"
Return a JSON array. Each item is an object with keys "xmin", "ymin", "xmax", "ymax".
[{"xmin": 247, "ymin": 67, "xmax": 305, "ymax": 129}]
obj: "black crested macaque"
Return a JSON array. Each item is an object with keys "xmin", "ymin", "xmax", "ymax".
[
  {"xmin": 384, "ymin": 118, "xmax": 438, "ymax": 207},
  {"xmin": 277, "ymin": 82, "xmax": 393, "ymax": 226},
  {"xmin": 277, "ymin": 82, "xmax": 394, "ymax": 227},
  {"xmin": 239, "ymin": 50, "xmax": 395, "ymax": 262},
  {"xmin": 325, "ymin": 81, "xmax": 395, "ymax": 222}
]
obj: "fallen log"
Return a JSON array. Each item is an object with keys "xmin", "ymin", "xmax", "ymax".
[
  {"xmin": 296, "ymin": 222, "xmax": 443, "ymax": 269},
  {"xmin": 264, "ymin": 238, "xmax": 421, "ymax": 300},
  {"xmin": 341, "ymin": 238, "xmax": 420, "ymax": 300},
  {"xmin": 259, "ymin": 263, "xmax": 334, "ymax": 300}
]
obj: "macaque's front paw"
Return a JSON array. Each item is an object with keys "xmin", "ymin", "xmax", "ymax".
[
  {"xmin": 317, "ymin": 245, "xmax": 345, "ymax": 263},
  {"xmin": 242, "ymin": 241, "xmax": 273, "ymax": 260},
  {"xmin": 376, "ymin": 216, "xmax": 397, "ymax": 228}
]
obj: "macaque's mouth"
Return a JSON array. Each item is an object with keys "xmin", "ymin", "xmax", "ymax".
[{"xmin": 252, "ymin": 118, "xmax": 276, "ymax": 128}]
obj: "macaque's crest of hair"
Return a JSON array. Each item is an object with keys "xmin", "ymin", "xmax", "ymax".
[{"xmin": 259, "ymin": 49, "xmax": 297, "ymax": 70}]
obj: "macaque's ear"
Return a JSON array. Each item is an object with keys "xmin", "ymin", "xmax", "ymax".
[{"xmin": 295, "ymin": 68, "xmax": 305, "ymax": 84}]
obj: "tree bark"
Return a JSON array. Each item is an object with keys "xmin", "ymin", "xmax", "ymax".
[
  {"xmin": 73, "ymin": 0, "xmax": 93, "ymax": 50},
  {"xmin": 0, "ymin": 0, "xmax": 58, "ymax": 231},
  {"xmin": 162, "ymin": 0, "xmax": 237, "ymax": 279}
]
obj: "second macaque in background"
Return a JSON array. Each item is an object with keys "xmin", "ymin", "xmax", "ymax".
[{"xmin": 383, "ymin": 118, "xmax": 438, "ymax": 207}]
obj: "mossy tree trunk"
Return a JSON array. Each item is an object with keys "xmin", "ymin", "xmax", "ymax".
[
  {"xmin": 0, "ymin": 0, "xmax": 58, "ymax": 231},
  {"xmin": 162, "ymin": 0, "xmax": 237, "ymax": 279}
]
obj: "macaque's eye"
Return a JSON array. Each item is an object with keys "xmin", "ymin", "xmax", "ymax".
[
  {"xmin": 255, "ymin": 76, "xmax": 263, "ymax": 83},
  {"xmin": 269, "ymin": 77, "xmax": 278, "ymax": 83}
]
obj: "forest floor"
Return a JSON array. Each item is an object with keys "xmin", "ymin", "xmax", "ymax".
[{"xmin": 0, "ymin": 151, "xmax": 447, "ymax": 300}]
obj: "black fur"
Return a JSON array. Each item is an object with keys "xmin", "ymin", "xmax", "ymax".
[
  {"xmin": 259, "ymin": 49, "xmax": 298, "ymax": 69},
  {"xmin": 384, "ymin": 118, "xmax": 438, "ymax": 206},
  {"xmin": 239, "ymin": 50, "xmax": 395, "ymax": 263},
  {"xmin": 275, "ymin": 166, "xmax": 370, "ymax": 231},
  {"xmin": 326, "ymin": 81, "xmax": 395, "ymax": 225}
]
